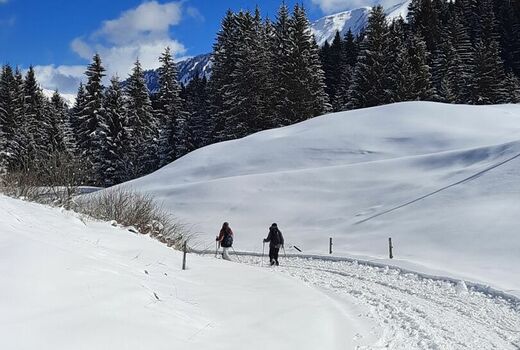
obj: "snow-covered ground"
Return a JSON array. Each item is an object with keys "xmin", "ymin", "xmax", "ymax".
[
  {"xmin": 121, "ymin": 102, "xmax": 520, "ymax": 298},
  {"xmin": 243, "ymin": 256, "xmax": 520, "ymax": 349},
  {"xmin": 0, "ymin": 195, "xmax": 371, "ymax": 350},
  {"xmin": 2, "ymin": 195, "xmax": 519, "ymax": 349}
]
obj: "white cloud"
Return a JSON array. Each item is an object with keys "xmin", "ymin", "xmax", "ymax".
[
  {"xmin": 311, "ymin": 0, "xmax": 405, "ymax": 14},
  {"xmin": 70, "ymin": 1, "xmax": 188, "ymax": 78},
  {"xmin": 32, "ymin": 65, "xmax": 85, "ymax": 95}
]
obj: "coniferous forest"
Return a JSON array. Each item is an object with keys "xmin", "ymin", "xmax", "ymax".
[{"xmin": 1, "ymin": 0, "xmax": 520, "ymax": 187}]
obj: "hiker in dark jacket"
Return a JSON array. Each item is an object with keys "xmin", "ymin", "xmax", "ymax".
[
  {"xmin": 217, "ymin": 222, "xmax": 234, "ymax": 261},
  {"xmin": 263, "ymin": 223, "xmax": 284, "ymax": 266}
]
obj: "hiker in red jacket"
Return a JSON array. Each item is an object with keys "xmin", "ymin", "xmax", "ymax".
[{"xmin": 216, "ymin": 222, "xmax": 234, "ymax": 261}]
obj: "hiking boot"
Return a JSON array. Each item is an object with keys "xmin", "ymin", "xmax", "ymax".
[
  {"xmin": 275, "ymin": 260, "xmax": 279, "ymax": 266},
  {"xmin": 270, "ymin": 259, "xmax": 275, "ymax": 266}
]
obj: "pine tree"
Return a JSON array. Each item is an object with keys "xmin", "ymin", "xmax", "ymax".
[
  {"xmin": 156, "ymin": 47, "xmax": 187, "ymax": 166},
  {"xmin": 49, "ymin": 91, "xmax": 68, "ymax": 154},
  {"xmin": 102, "ymin": 76, "xmax": 131, "ymax": 185},
  {"xmin": 77, "ymin": 54, "xmax": 107, "ymax": 184},
  {"xmin": 271, "ymin": 3, "xmax": 294, "ymax": 126},
  {"xmin": 0, "ymin": 65, "xmax": 19, "ymax": 172},
  {"xmin": 320, "ymin": 31, "xmax": 343, "ymax": 109},
  {"xmin": 23, "ymin": 66, "xmax": 51, "ymax": 165},
  {"xmin": 70, "ymin": 83, "xmax": 86, "ymax": 154},
  {"xmin": 472, "ymin": 0, "xmax": 508, "ymax": 104},
  {"xmin": 449, "ymin": 11, "xmax": 475, "ymax": 103},
  {"xmin": 183, "ymin": 76, "xmax": 211, "ymax": 150},
  {"xmin": 208, "ymin": 10, "xmax": 239, "ymax": 141},
  {"xmin": 348, "ymin": 6, "xmax": 392, "ymax": 109},
  {"xmin": 125, "ymin": 59, "xmax": 157, "ymax": 176},
  {"xmin": 335, "ymin": 30, "xmax": 358, "ymax": 110},
  {"xmin": 277, "ymin": 4, "xmax": 329, "ymax": 123}
]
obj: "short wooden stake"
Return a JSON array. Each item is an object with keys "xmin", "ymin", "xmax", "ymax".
[
  {"xmin": 329, "ymin": 237, "xmax": 333, "ymax": 254},
  {"xmin": 182, "ymin": 241, "xmax": 187, "ymax": 270},
  {"xmin": 388, "ymin": 237, "xmax": 393, "ymax": 259}
]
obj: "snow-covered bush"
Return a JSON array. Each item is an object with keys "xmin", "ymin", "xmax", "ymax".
[{"xmin": 74, "ymin": 188, "xmax": 189, "ymax": 249}]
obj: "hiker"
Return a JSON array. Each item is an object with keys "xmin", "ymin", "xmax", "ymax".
[
  {"xmin": 216, "ymin": 222, "xmax": 234, "ymax": 261},
  {"xmin": 264, "ymin": 223, "xmax": 284, "ymax": 266}
]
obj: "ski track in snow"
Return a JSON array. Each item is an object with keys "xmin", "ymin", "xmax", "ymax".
[{"xmin": 240, "ymin": 256, "xmax": 520, "ymax": 350}]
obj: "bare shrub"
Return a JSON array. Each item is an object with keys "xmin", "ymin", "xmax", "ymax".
[
  {"xmin": 0, "ymin": 151, "xmax": 87, "ymax": 208},
  {"xmin": 74, "ymin": 187, "xmax": 190, "ymax": 249}
]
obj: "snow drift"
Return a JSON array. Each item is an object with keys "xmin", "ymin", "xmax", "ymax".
[{"xmin": 122, "ymin": 102, "xmax": 520, "ymax": 296}]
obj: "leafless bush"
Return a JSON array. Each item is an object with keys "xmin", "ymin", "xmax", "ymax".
[
  {"xmin": 0, "ymin": 151, "xmax": 87, "ymax": 208},
  {"xmin": 74, "ymin": 187, "xmax": 190, "ymax": 249}
]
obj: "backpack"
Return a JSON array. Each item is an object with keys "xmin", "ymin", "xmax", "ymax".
[{"xmin": 221, "ymin": 230, "xmax": 233, "ymax": 248}]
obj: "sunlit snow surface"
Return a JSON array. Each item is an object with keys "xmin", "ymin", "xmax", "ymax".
[{"xmin": 123, "ymin": 102, "xmax": 520, "ymax": 297}]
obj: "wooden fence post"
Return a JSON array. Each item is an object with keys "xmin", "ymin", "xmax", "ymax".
[
  {"xmin": 182, "ymin": 241, "xmax": 187, "ymax": 270},
  {"xmin": 388, "ymin": 237, "xmax": 393, "ymax": 259},
  {"xmin": 329, "ymin": 237, "xmax": 333, "ymax": 254}
]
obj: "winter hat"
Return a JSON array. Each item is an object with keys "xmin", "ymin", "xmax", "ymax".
[{"xmin": 271, "ymin": 223, "xmax": 277, "ymax": 227}]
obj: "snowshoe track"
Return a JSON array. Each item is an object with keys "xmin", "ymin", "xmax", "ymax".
[{"xmin": 242, "ymin": 256, "xmax": 520, "ymax": 349}]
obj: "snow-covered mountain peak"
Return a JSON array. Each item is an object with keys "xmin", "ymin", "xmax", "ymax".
[{"xmin": 311, "ymin": 1, "xmax": 411, "ymax": 45}]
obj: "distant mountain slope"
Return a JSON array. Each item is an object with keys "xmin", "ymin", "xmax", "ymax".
[
  {"xmin": 311, "ymin": 0, "xmax": 411, "ymax": 46},
  {"xmin": 140, "ymin": 53, "xmax": 212, "ymax": 94},
  {"xmin": 121, "ymin": 102, "xmax": 520, "ymax": 296}
]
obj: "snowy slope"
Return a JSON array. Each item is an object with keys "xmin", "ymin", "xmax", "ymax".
[
  {"xmin": 311, "ymin": 1, "xmax": 411, "ymax": 46},
  {"xmin": 0, "ymin": 195, "xmax": 374, "ymax": 349},
  {"xmin": 121, "ymin": 102, "xmax": 520, "ymax": 297}
]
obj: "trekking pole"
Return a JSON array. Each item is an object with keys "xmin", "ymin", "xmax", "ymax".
[
  {"xmin": 231, "ymin": 246, "xmax": 241, "ymax": 263},
  {"xmin": 282, "ymin": 244, "xmax": 287, "ymax": 258},
  {"xmin": 215, "ymin": 236, "xmax": 220, "ymax": 258}
]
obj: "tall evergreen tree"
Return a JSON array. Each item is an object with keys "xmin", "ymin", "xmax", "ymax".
[
  {"xmin": 125, "ymin": 59, "xmax": 157, "ymax": 176},
  {"xmin": 208, "ymin": 10, "xmax": 239, "ymax": 141},
  {"xmin": 0, "ymin": 65, "xmax": 19, "ymax": 172},
  {"xmin": 49, "ymin": 91, "xmax": 68, "ymax": 154},
  {"xmin": 77, "ymin": 54, "xmax": 107, "ymax": 184},
  {"xmin": 102, "ymin": 76, "xmax": 131, "ymax": 185},
  {"xmin": 156, "ymin": 47, "xmax": 187, "ymax": 166},
  {"xmin": 348, "ymin": 6, "xmax": 392, "ymax": 109},
  {"xmin": 472, "ymin": 0, "xmax": 508, "ymax": 104},
  {"xmin": 183, "ymin": 76, "xmax": 211, "ymax": 150},
  {"xmin": 23, "ymin": 66, "xmax": 50, "ymax": 165}
]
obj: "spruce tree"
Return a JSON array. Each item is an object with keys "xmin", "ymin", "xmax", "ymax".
[
  {"xmin": 348, "ymin": 6, "xmax": 392, "ymax": 109},
  {"xmin": 49, "ymin": 91, "xmax": 68, "ymax": 154},
  {"xmin": 23, "ymin": 66, "xmax": 50, "ymax": 165},
  {"xmin": 125, "ymin": 59, "xmax": 157, "ymax": 176},
  {"xmin": 0, "ymin": 65, "xmax": 18, "ymax": 172},
  {"xmin": 183, "ymin": 76, "xmax": 211, "ymax": 150},
  {"xmin": 77, "ymin": 54, "xmax": 107, "ymax": 184},
  {"xmin": 472, "ymin": 0, "xmax": 508, "ymax": 104},
  {"xmin": 208, "ymin": 10, "xmax": 239, "ymax": 141},
  {"xmin": 279, "ymin": 4, "xmax": 330, "ymax": 123},
  {"xmin": 102, "ymin": 76, "xmax": 131, "ymax": 185},
  {"xmin": 156, "ymin": 47, "xmax": 187, "ymax": 166}
]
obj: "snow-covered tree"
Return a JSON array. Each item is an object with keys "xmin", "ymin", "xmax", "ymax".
[
  {"xmin": 125, "ymin": 59, "xmax": 157, "ymax": 176},
  {"xmin": 156, "ymin": 47, "xmax": 188, "ymax": 166},
  {"xmin": 348, "ymin": 6, "xmax": 392, "ymax": 109}
]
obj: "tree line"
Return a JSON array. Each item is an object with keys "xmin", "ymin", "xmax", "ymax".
[
  {"xmin": 1, "ymin": 1, "xmax": 519, "ymax": 187},
  {"xmin": 320, "ymin": 0, "xmax": 520, "ymax": 110}
]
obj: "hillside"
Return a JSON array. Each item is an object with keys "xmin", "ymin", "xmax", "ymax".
[{"xmin": 122, "ymin": 102, "xmax": 520, "ymax": 296}]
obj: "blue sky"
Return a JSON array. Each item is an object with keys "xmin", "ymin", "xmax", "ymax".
[{"xmin": 0, "ymin": 0, "xmax": 384, "ymax": 94}]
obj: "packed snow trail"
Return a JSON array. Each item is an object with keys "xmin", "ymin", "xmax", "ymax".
[{"xmin": 239, "ymin": 256, "xmax": 520, "ymax": 350}]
